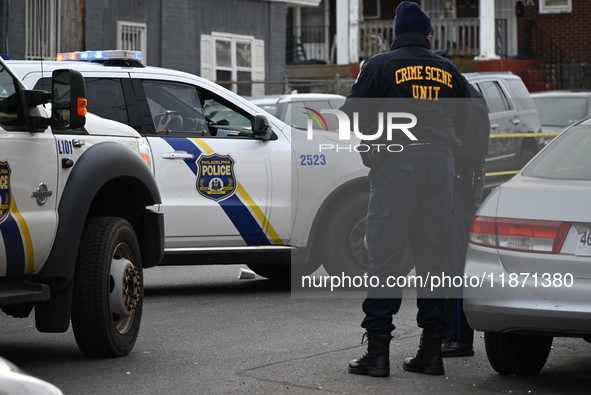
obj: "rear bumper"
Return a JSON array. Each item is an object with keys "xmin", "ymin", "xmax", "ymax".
[{"xmin": 463, "ymin": 244, "xmax": 591, "ymax": 336}]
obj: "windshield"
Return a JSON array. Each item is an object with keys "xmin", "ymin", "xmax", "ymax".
[
  {"xmin": 532, "ymin": 96, "xmax": 588, "ymax": 127},
  {"xmin": 523, "ymin": 125, "xmax": 591, "ymax": 181}
]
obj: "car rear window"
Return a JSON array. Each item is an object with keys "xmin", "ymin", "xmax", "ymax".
[
  {"xmin": 523, "ymin": 125, "xmax": 591, "ymax": 181},
  {"xmin": 533, "ymin": 96, "xmax": 588, "ymax": 127}
]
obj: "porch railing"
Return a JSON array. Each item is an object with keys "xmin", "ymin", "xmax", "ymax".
[{"xmin": 359, "ymin": 18, "xmax": 480, "ymax": 59}]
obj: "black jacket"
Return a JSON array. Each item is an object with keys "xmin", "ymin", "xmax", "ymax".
[{"xmin": 340, "ymin": 32, "xmax": 471, "ymax": 148}]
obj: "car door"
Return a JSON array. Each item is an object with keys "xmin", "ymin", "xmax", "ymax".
[
  {"xmin": 0, "ymin": 65, "xmax": 57, "ymax": 276},
  {"xmin": 475, "ymin": 80, "xmax": 519, "ymax": 176},
  {"xmin": 129, "ymin": 74, "xmax": 279, "ymax": 249}
]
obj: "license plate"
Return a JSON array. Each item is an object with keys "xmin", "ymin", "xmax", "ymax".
[{"xmin": 574, "ymin": 223, "xmax": 591, "ymax": 257}]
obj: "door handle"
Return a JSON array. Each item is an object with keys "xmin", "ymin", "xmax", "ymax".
[
  {"xmin": 162, "ymin": 151, "xmax": 194, "ymax": 159},
  {"xmin": 490, "ymin": 123, "xmax": 499, "ymax": 129},
  {"xmin": 511, "ymin": 119, "xmax": 521, "ymax": 125}
]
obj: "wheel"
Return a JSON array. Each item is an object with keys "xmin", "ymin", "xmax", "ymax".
[
  {"xmin": 246, "ymin": 263, "xmax": 290, "ymax": 281},
  {"xmin": 518, "ymin": 148, "xmax": 535, "ymax": 169},
  {"xmin": 315, "ymin": 193, "xmax": 369, "ymax": 277},
  {"xmin": 71, "ymin": 217, "xmax": 143, "ymax": 358},
  {"xmin": 485, "ymin": 332, "xmax": 553, "ymax": 375}
]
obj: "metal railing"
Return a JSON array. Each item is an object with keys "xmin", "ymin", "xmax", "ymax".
[
  {"xmin": 287, "ymin": 26, "xmax": 332, "ymax": 65},
  {"xmin": 359, "ymin": 18, "xmax": 480, "ymax": 59}
]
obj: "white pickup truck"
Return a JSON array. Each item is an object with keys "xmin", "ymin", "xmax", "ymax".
[{"xmin": 0, "ymin": 57, "xmax": 164, "ymax": 357}]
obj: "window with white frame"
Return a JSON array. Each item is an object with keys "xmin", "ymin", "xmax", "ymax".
[
  {"xmin": 363, "ymin": 0, "xmax": 380, "ymax": 19},
  {"xmin": 117, "ymin": 21, "xmax": 147, "ymax": 62},
  {"xmin": 539, "ymin": 0, "xmax": 572, "ymax": 14},
  {"xmin": 200, "ymin": 33, "xmax": 265, "ymax": 97},
  {"xmin": 26, "ymin": 0, "xmax": 60, "ymax": 59}
]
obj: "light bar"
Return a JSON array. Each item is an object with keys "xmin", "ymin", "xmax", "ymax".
[{"xmin": 56, "ymin": 50, "xmax": 143, "ymax": 62}]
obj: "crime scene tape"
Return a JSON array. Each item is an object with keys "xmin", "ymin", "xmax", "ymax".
[{"xmin": 485, "ymin": 132, "xmax": 561, "ymax": 177}]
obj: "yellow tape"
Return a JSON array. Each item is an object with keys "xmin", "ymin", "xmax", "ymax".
[
  {"xmin": 485, "ymin": 170, "xmax": 520, "ymax": 177},
  {"xmin": 489, "ymin": 133, "xmax": 560, "ymax": 138}
]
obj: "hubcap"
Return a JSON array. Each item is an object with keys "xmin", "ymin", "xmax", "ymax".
[{"xmin": 109, "ymin": 243, "xmax": 141, "ymax": 334}]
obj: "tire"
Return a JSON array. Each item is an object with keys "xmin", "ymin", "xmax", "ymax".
[
  {"xmin": 518, "ymin": 149, "xmax": 535, "ymax": 169},
  {"xmin": 485, "ymin": 332, "xmax": 553, "ymax": 375},
  {"xmin": 246, "ymin": 263, "xmax": 290, "ymax": 281},
  {"xmin": 315, "ymin": 193, "xmax": 369, "ymax": 277},
  {"xmin": 71, "ymin": 217, "xmax": 143, "ymax": 358}
]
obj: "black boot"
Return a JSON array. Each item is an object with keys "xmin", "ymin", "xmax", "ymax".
[
  {"xmin": 403, "ymin": 331, "xmax": 444, "ymax": 375},
  {"xmin": 348, "ymin": 332, "xmax": 393, "ymax": 377}
]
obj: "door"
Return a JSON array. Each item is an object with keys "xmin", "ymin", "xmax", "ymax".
[
  {"xmin": 131, "ymin": 77, "xmax": 276, "ymax": 249},
  {"xmin": 0, "ymin": 64, "xmax": 58, "ymax": 276},
  {"xmin": 476, "ymin": 80, "xmax": 519, "ymax": 177}
]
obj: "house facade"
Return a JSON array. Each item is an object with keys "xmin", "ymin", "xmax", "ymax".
[
  {"xmin": 288, "ymin": 0, "xmax": 591, "ymax": 91},
  {"xmin": 0, "ymin": 0, "xmax": 300, "ymax": 96}
]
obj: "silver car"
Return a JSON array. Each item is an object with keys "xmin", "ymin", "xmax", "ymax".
[
  {"xmin": 531, "ymin": 90, "xmax": 591, "ymax": 136},
  {"xmin": 463, "ymin": 117, "xmax": 591, "ymax": 375}
]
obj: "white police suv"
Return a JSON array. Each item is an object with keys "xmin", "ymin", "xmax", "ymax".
[{"xmin": 9, "ymin": 51, "xmax": 370, "ymax": 280}]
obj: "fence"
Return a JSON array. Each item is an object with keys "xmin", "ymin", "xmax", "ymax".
[{"xmin": 218, "ymin": 75, "xmax": 357, "ymax": 97}]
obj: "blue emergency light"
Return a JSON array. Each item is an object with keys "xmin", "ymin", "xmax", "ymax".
[{"xmin": 56, "ymin": 50, "xmax": 143, "ymax": 62}]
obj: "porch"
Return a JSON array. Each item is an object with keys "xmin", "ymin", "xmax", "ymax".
[{"xmin": 286, "ymin": 18, "xmax": 480, "ymax": 65}]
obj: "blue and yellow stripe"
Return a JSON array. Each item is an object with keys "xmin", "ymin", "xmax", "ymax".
[
  {"xmin": 0, "ymin": 198, "xmax": 35, "ymax": 275},
  {"xmin": 162, "ymin": 137, "xmax": 284, "ymax": 246}
]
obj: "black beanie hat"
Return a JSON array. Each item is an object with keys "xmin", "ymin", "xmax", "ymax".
[{"xmin": 394, "ymin": 1, "xmax": 433, "ymax": 37}]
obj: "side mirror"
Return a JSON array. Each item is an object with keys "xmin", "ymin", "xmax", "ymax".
[
  {"xmin": 51, "ymin": 69, "xmax": 87, "ymax": 130},
  {"xmin": 252, "ymin": 114, "xmax": 273, "ymax": 141}
]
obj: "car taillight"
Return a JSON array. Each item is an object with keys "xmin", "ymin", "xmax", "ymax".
[{"xmin": 470, "ymin": 217, "xmax": 570, "ymax": 254}]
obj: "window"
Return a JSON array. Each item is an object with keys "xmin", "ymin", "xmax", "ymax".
[
  {"xmin": 363, "ymin": 0, "xmax": 380, "ymax": 19},
  {"xmin": 524, "ymin": 127, "xmax": 591, "ymax": 181},
  {"xmin": 201, "ymin": 33, "xmax": 265, "ymax": 97},
  {"xmin": 479, "ymin": 81, "xmax": 513, "ymax": 113},
  {"xmin": 26, "ymin": 0, "xmax": 60, "ymax": 60},
  {"xmin": 141, "ymin": 80, "xmax": 253, "ymax": 138},
  {"xmin": 0, "ymin": 65, "xmax": 22, "ymax": 129},
  {"xmin": 34, "ymin": 77, "xmax": 129, "ymax": 124},
  {"xmin": 117, "ymin": 21, "xmax": 147, "ymax": 63},
  {"xmin": 505, "ymin": 79, "xmax": 535, "ymax": 111},
  {"xmin": 539, "ymin": 0, "xmax": 572, "ymax": 14}
]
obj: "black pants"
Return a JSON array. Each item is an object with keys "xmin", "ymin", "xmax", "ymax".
[
  {"xmin": 443, "ymin": 186, "xmax": 477, "ymax": 344},
  {"xmin": 361, "ymin": 149, "xmax": 455, "ymax": 336}
]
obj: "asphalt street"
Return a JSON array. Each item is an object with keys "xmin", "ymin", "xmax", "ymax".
[{"xmin": 1, "ymin": 264, "xmax": 590, "ymax": 394}]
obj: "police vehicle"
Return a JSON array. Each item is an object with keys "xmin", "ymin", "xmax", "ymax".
[
  {"xmin": 0, "ymin": 56, "xmax": 164, "ymax": 357},
  {"xmin": 8, "ymin": 51, "xmax": 371, "ymax": 280}
]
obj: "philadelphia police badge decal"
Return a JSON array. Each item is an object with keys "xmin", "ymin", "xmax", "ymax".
[{"xmin": 196, "ymin": 154, "xmax": 236, "ymax": 201}]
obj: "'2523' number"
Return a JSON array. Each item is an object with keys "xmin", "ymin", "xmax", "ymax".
[{"xmin": 300, "ymin": 154, "xmax": 327, "ymax": 166}]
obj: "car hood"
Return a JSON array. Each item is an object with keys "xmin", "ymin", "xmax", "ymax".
[
  {"xmin": 84, "ymin": 113, "xmax": 140, "ymax": 138},
  {"xmin": 491, "ymin": 176, "xmax": 591, "ymax": 223}
]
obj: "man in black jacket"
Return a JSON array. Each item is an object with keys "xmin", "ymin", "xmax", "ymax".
[{"xmin": 341, "ymin": 1, "xmax": 473, "ymax": 377}]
